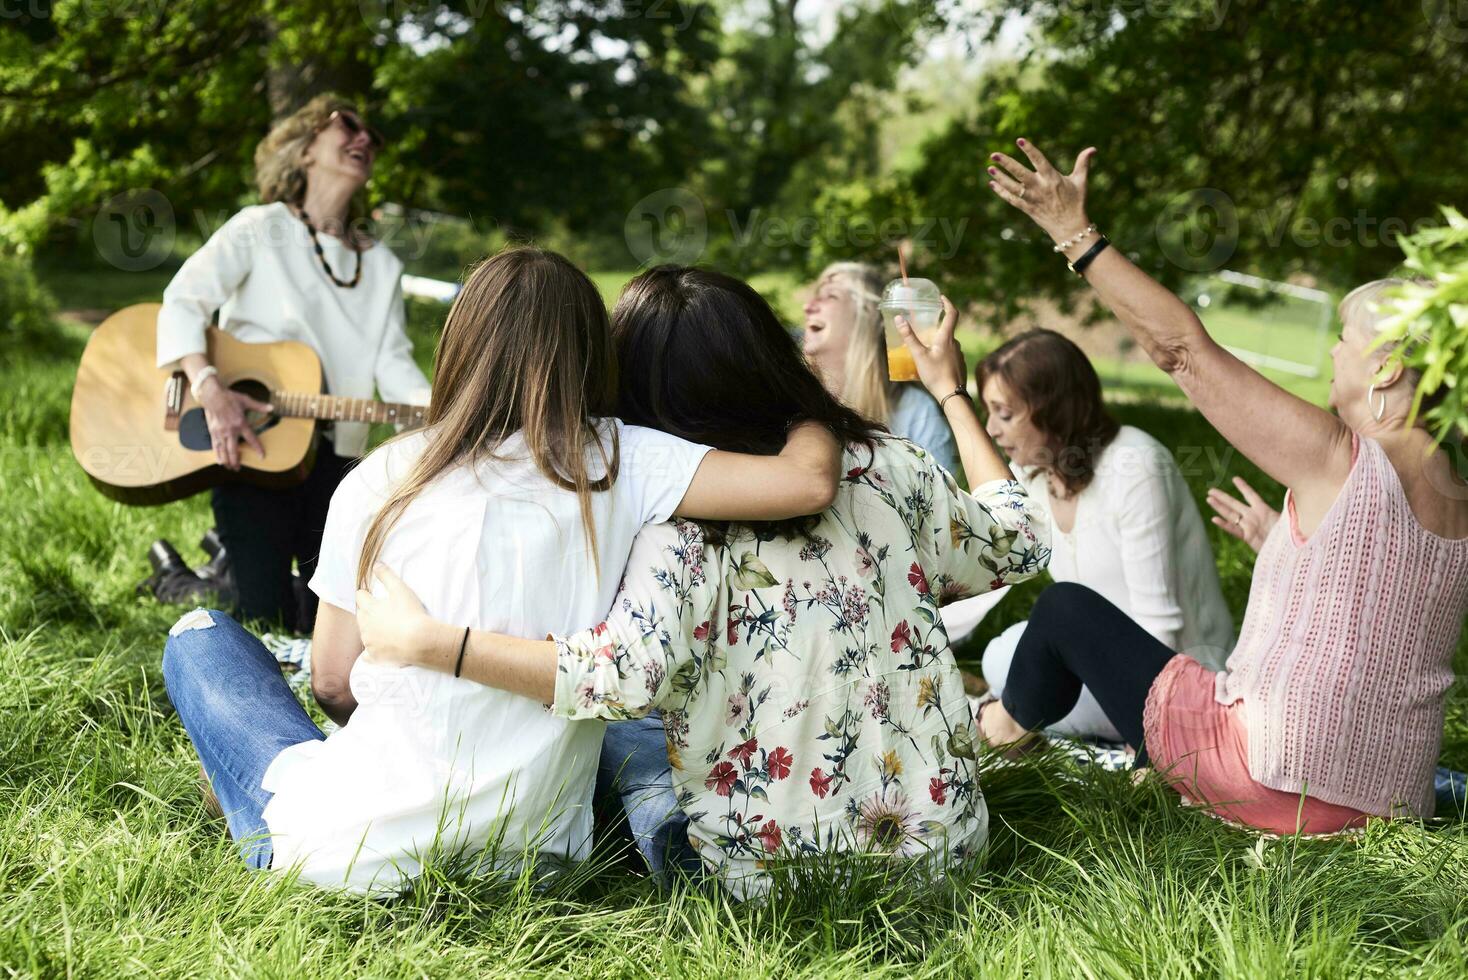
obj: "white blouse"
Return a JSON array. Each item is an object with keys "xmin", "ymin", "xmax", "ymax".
[
  {"xmin": 157, "ymin": 202, "xmax": 432, "ymax": 457},
  {"xmin": 268, "ymin": 420, "xmax": 711, "ymax": 894},
  {"xmin": 1020, "ymin": 426, "xmax": 1234, "ymax": 667}
]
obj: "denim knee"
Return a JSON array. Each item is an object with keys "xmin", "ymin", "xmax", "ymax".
[{"xmin": 162, "ymin": 608, "xmax": 236, "ymax": 696}]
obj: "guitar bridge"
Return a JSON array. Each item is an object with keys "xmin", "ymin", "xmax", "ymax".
[{"xmin": 163, "ymin": 371, "xmax": 186, "ymax": 432}]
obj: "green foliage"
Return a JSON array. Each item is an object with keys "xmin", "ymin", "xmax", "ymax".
[
  {"xmin": 867, "ymin": 0, "xmax": 1468, "ymax": 320},
  {"xmin": 1375, "ymin": 207, "xmax": 1468, "ymax": 444},
  {"xmin": 0, "ymin": 251, "xmax": 59, "ymax": 356}
]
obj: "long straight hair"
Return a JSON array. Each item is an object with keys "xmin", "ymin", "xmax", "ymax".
[
  {"xmin": 611, "ymin": 265, "xmax": 882, "ymax": 543},
  {"xmin": 355, "ymin": 247, "xmax": 618, "ymax": 587}
]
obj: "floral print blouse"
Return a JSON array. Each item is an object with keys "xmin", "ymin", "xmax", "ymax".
[{"xmin": 551, "ymin": 436, "xmax": 1050, "ymax": 898}]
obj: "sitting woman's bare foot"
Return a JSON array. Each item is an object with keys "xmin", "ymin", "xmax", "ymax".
[
  {"xmin": 976, "ymin": 698, "xmax": 1045, "ymax": 759},
  {"xmin": 960, "ymin": 669, "xmax": 989, "ymax": 698}
]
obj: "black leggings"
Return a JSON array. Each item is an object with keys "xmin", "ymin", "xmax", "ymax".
[
  {"xmin": 1000, "ymin": 582, "xmax": 1179, "ymax": 758},
  {"xmin": 210, "ymin": 444, "xmax": 352, "ymax": 633}
]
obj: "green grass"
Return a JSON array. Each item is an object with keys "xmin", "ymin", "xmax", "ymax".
[{"xmin": 3, "ymin": 272, "xmax": 1467, "ymax": 977}]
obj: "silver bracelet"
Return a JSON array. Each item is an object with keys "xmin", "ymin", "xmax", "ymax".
[
  {"xmin": 1051, "ymin": 222, "xmax": 1098, "ymax": 253},
  {"xmin": 189, "ymin": 365, "xmax": 220, "ymax": 399},
  {"xmin": 938, "ymin": 387, "xmax": 970, "ymax": 412}
]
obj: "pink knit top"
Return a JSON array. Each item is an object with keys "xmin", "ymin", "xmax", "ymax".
[{"xmin": 1215, "ymin": 436, "xmax": 1468, "ymax": 818}]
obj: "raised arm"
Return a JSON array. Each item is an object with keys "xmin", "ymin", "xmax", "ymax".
[
  {"xmin": 673, "ymin": 421, "xmax": 842, "ymax": 521},
  {"xmin": 893, "ymin": 296, "xmax": 1014, "ymax": 487},
  {"xmin": 986, "ymin": 139, "xmax": 1353, "ymax": 507}
]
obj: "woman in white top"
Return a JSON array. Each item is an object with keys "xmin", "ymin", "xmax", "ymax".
[
  {"xmin": 161, "ymin": 247, "xmax": 843, "ymax": 895},
  {"xmin": 976, "ymin": 329, "xmax": 1233, "ymax": 740},
  {"xmin": 802, "ymin": 262, "xmax": 959, "ymax": 473},
  {"xmin": 156, "ymin": 94, "xmax": 432, "ymax": 631}
]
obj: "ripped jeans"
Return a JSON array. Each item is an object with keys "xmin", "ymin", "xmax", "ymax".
[{"xmin": 162, "ymin": 610, "xmax": 325, "ymax": 869}]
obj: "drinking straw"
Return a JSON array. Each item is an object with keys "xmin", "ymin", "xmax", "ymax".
[{"xmin": 897, "ymin": 243, "xmax": 909, "ymax": 286}]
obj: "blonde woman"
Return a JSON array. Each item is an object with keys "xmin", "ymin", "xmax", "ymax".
[
  {"xmin": 156, "ymin": 94, "xmax": 430, "ymax": 631},
  {"xmin": 802, "ymin": 262, "xmax": 959, "ymax": 473}
]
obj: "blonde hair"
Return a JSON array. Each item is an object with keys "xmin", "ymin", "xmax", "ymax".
[
  {"xmin": 253, "ymin": 93, "xmax": 368, "ymax": 217},
  {"xmin": 815, "ymin": 261, "xmax": 900, "ymax": 423},
  {"xmin": 355, "ymin": 247, "xmax": 619, "ymax": 588}
]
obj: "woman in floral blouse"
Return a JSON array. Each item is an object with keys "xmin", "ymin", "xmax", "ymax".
[{"xmin": 355, "ymin": 268, "xmax": 1050, "ymax": 897}]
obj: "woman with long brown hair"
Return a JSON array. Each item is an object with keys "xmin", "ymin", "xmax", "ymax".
[
  {"xmin": 970, "ymin": 328, "xmax": 1233, "ymax": 741},
  {"xmin": 160, "ymin": 247, "xmax": 843, "ymax": 894}
]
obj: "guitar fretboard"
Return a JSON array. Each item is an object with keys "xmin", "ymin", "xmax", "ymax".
[{"xmin": 269, "ymin": 391, "xmax": 427, "ymax": 427}]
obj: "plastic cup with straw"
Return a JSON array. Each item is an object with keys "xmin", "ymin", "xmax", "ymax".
[{"xmin": 878, "ymin": 246, "xmax": 943, "ymax": 382}]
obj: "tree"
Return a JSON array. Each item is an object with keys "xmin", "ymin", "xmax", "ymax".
[{"xmin": 863, "ymin": 0, "xmax": 1468, "ymax": 319}]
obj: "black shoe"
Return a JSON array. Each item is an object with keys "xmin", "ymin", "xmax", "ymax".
[
  {"xmin": 147, "ymin": 538, "xmax": 189, "ymax": 578},
  {"xmin": 154, "ymin": 567, "xmax": 220, "ymax": 605},
  {"xmin": 194, "ymin": 529, "xmax": 237, "ymax": 606}
]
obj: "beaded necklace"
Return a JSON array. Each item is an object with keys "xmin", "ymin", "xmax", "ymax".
[{"xmin": 298, "ymin": 208, "xmax": 362, "ymax": 288}]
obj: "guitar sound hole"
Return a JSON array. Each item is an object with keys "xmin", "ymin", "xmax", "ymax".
[{"xmin": 177, "ymin": 379, "xmax": 281, "ymax": 452}]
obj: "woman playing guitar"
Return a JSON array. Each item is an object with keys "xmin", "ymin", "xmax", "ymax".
[{"xmin": 156, "ymin": 95, "xmax": 431, "ymax": 632}]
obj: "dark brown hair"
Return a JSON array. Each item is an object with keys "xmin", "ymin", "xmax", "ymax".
[
  {"xmin": 611, "ymin": 266, "xmax": 882, "ymax": 543},
  {"xmin": 356, "ymin": 246, "xmax": 618, "ymax": 586},
  {"xmin": 978, "ymin": 329, "xmax": 1119, "ymax": 496}
]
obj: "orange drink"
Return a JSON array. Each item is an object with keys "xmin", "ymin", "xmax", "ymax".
[
  {"xmin": 878, "ymin": 277, "xmax": 943, "ymax": 382},
  {"xmin": 886, "ymin": 344, "xmax": 920, "ymax": 381}
]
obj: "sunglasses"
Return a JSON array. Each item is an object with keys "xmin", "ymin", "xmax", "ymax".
[{"xmin": 321, "ymin": 109, "xmax": 385, "ymax": 151}]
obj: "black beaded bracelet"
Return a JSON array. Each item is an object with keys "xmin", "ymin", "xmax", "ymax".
[
  {"xmin": 1067, "ymin": 236, "xmax": 1111, "ymax": 276},
  {"xmin": 453, "ymin": 625, "xmax": 470, "ymax": 678}
]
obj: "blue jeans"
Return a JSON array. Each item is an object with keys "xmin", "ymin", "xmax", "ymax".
[
  {"xmin": 162, "ymin": 610, "xmax": 324, "ymax": 869},
  {"xmin": 1439, "ymin": 766, "xmax": 1467, "ymax": 814},
  {"xmin": 598, "ymin": 714, "xmax": 702, "ymax": 881}
]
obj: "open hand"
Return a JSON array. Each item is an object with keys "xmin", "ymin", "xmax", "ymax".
[
  {"xmin": 894, "ymin": 295, "xmax": 967, "ymax": 398},
  {"xmin": 986, "ymin": 138, "xmax": 1097, "ymax": 247},
  {"xmin": 355, "ymin": 565, "xmax": 450, "ymax": 668},
  {"xmin": 1205, "ymin": 477, "xmax": 1280, "ymax": 553}
]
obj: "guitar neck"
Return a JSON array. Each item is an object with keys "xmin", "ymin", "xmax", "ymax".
[{"xmin": 270, "ymin": 390, "xmax": 427, "ymax": 428}]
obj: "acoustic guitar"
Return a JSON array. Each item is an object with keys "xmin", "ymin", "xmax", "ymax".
[{"xmin": 70, "ymin": 303, "xmax": 427, "ymax": 505}]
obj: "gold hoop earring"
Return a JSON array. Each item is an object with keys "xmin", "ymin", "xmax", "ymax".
[{"xmin": 1366, "ymin": 382, "xmax": 1387, "ymax": 422}]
